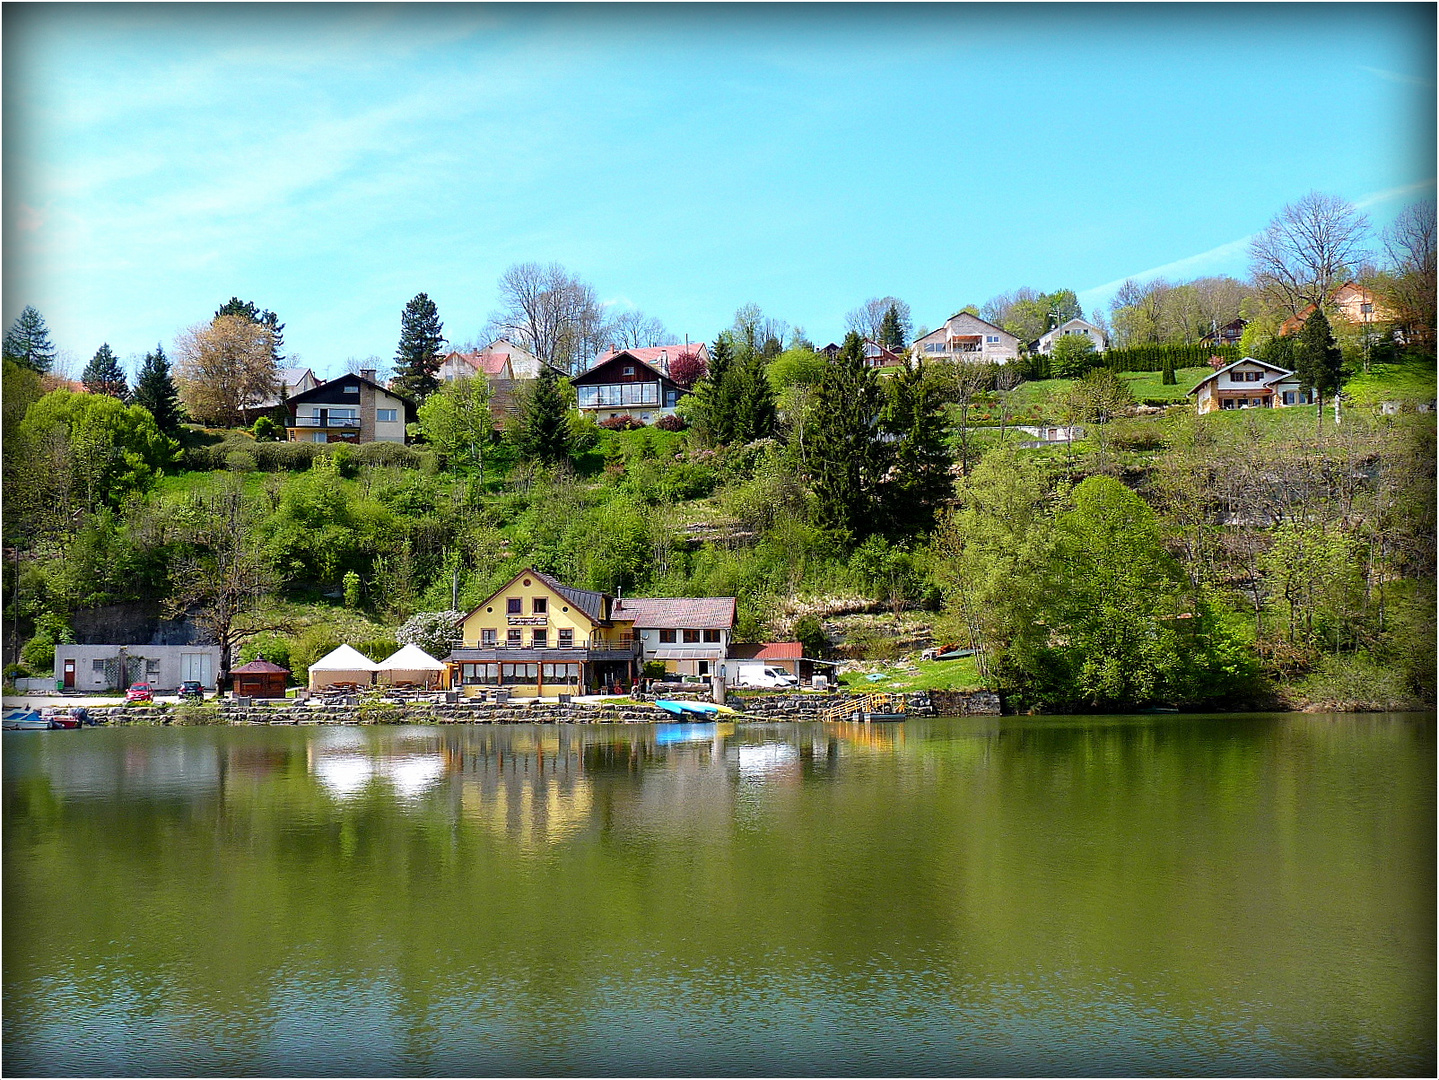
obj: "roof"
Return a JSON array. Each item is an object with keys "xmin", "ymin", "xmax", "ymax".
[
  {"xmin": 378, "ymin": 644, "xmax": 447, "ymax": 671},
  {"xmin": 1188, "ymin": 357, "xmax": 1295, "ymax": 395},
  {"xmin": 309, "ymin": 644, "xmax": 381, "ymax": 671},
  {"xmin": 231, "ymin": 657, "xmax": 291, "ymax": 675},
  {"xmin": 443, "ymin": 350, "xmax": 512, "ymax": 377},
  {"xmin": 462, "ymin": 567, "xmax": 611, "ymax": 626},
  {"xmin": 611, "ymin": 596, "xmax": 737, "ymax": 629},
  {"xmin": 278, "ymin": 367, "xmax": 316, "ymax": 389},
  {"xmin": 652, "ymin": 647, "xmax": 725, "ymax": 660},
  {"xmin": 573, "ymin": 351, "xmax": 681, "ymax": 387},
  {"xmin": 286, "ymin": 371, "xmax": 417, "ymax": 412},
  {"xmin": 594, "ymin": 343, "xmax": 708, "ymax": 370},
  {"xmin": 728, "ymin": 641, "xmax": 804, "ymax": 662}
]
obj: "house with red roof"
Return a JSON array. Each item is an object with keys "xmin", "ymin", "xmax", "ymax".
[
  {"xmin": 438, "ymin": 338, "xmax": 553, "ymax": 383},
  {"xmin": 611, "ymin": 595, "xmax": 736, "ymax": 678},
  {"xmin": 592, "ymin": 342, "xmax": 709, "ymax": 379},
  {"xmin": 724, "ymin": 642, "xmax": 811, "ymax": 681}
]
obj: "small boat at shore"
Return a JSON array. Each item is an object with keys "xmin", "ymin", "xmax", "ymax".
[
  {"xmin": 3, "ymin": 708, "xmax": 51, "ymax": 731},
  {"xmin": 655, "ymin": 700, "xmax": 736, "ymax": 718}
]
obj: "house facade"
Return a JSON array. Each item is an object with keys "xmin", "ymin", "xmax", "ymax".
[
  {"xmin": 911, "ymin": 313, "xmax": 1019, "ymax": 365},
  {"xmin": 446, "ymin": 569, "xmax": 641, "ymax": 697},
  {"xmin": 285, "ymin": 370, "xmax": 416, "ymax": 444},
  {"xmin": 1200, "ymin": 318, "xmax": 1247, "ymax": 348},
  {"xmin": 1034, "ymin": 318, "xmax": 1108, "ymax": 355},
  {"xmin": 54, "ymin": 644, "xmax": 225, "ymax": 692},
  {"xmin": 1189, "ymin": 357, "xmax": 1315, "ymax": 414},
  {"xmin": 611, "ymin": 596, "xmax": 737, "ymax": 678},
  {"xmin": 1279, "ymin": 282, "xmax": 1394, "ymax": 337},
  {"xmin": 592, "ymin": 343, "xmax": 710, "ymax": 379},
  {"xmin": 571, "ymin": 351, "xmax": 686, "ymax": 424},
  {"xmin": 724, "ymin": 641, "xmax": 809, "ymax": 681}
]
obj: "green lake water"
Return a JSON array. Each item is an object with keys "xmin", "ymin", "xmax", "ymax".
[{"xmin": 3, "ymin": 714, "xmax": 1433, "ymax": 1076}]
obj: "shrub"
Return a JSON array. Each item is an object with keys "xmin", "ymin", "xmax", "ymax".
[
  {"xmin": 598, "ymin": 413, "xmax": 646, "ymax": 431},
  {"xmin": 396, "ymin": 610, "xmax": 463, "ymax": 659},
  {"xmin": 171, "ymin": 703, "xmax": 224, "ymax": 726},
  {"xmin": 353, "ymin": 441, "xmax": 425, "ymax": 469},
  {"xmin": 225, "ymin": 450, "xmax": 258, "ymax": 472},
  {"xmin": 252, "ymin": 416, "xmax": 283, "ymax": 442},
  {"xmin": 329, "ymin": 443, "xmax": 360, "ymax": 479},
  {"xmin": 656, "ymin": 413, "xmax": 686, "ymax": 432}
]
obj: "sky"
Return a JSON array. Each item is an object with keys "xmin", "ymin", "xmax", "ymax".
[{"xmin": 4, "ymin": 2, "xmax": 1435, "ymax": 381}]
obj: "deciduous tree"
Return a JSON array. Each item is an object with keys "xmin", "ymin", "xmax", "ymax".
[
  {"xmin": 488, "ymin": 262, "xmax": 607, "ymax": 375},
  {"xmin": 845, "ymin": 296, "xmax": 912, "ymax": 346},
  {"xmin": 417, "ymin": 376, "xmax": 494, "ymax": 474},
  {"xmin": 1248, "ymin": 191, "xmax": 1370, "ymax": 317},
  {"xmin": 214, "ymin": 297, "xmax": 286, "ymax": 363},
  {"xmin": 175, "ymin": 315, "xmax": 278, "ymax": 427}
]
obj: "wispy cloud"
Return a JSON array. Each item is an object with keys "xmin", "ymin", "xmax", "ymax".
[
  {"xmin": 1361, "ymin": 65, "xmax": 1435, "ymax": 88},
  {"xmin": 1078, "ymin": 235, "xmax": 1253, "ymax": 312},
  {"xmin": 1355, "ymin": 180, "xmax": 1437, "ymax": 209}
]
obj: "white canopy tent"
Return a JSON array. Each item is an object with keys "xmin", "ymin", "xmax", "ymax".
[
  {"xmin": 308, "ymin": 644, "xmax": 381, "ymax": 691},
  {"xmin": 377, "ymin": 644, "xmax": 447, "ymax": 688}
]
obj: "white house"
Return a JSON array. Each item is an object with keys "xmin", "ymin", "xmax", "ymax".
[
  {"xmin": 1035, "ymin": 318, "xmax": 1108, "ymax": 355},
  {"xmin": 610, "ymin": 596, "xmax": 736, "ymax": 679},
  {"xmin": 1188, "ymin": 357, "xmax": 1315, "ymax": 414},
  {"xmin": 911, "ymin": 312, "xmax": 1019, "ymax": 365}
]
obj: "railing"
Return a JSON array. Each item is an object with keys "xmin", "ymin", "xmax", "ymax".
[
  {"xmin": 291, "ymin": 416, "xmax": 361, "ymax": 428},
  {"xmin": 474, "ymin": 635, "xmax": 640, "ymax": 651},
  {"xmin": 823, "ymin": 692, "xmax": 908, "ymax": 723}
]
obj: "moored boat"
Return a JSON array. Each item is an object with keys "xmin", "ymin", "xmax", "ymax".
[{"xmin": 3, "ymin": 708, "xmax": 52, "ymax": 731}]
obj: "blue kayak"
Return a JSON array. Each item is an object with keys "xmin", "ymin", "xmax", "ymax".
[{"xmin": 655, "ymin": 699, "xmax": 732, "ymax": 717}]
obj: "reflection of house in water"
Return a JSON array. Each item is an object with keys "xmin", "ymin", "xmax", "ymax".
[
  {"xmin": 306, "ymin": 729, "xmax": 449, "ymax": 801},
  {"xmin": 449, "ymin": 729, "xmax": 594, "ymax": 847}
]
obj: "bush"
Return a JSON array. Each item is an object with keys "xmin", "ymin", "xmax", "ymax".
[
  {"xmin": 329, "ymin": 443, "xmax": 360, "ymax": 479},
  {"xmin": 171, "ymin": 703, "xmax": 224, "ymax": 725},
  {"xmin": 225, "ymin": 450, "xmax": 257, "ymax": 472},
  {"xmin": 252, "ymin": 416, "xmax": 283, "ymax": 442},
  {"xmin": 656, "ymin": 413, "xmax": 686, "ymax": 432},
  {"xmin": 353, "ymin": 441, "xmax": 426, "ymax": 469},
  {"xmin": 599, "ymin": 413, "xmax": 645, "ymax": 430}
]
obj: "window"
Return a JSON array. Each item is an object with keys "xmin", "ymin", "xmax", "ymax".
[
  {"xmin": 703, "ymin": 629, "xmax": 721, "ymax": 643},
  {"xmin": 501, "ymin": 663, "xmax": 538, "ymax": 682},
  {"xmin": 377, "ymin": 409, "xmax": 398, "ymax": 423},
  {"xmin": 698, "ymin": 660, "xmax": 710, "ymax": 676},
  {"xmin": 924, "ymin": 342, "xmax": 946, "ymax": 353},
  {"xmin": 659, "ymin": 629, "xmax": 677, "ymax": 643},
  {"xmin": 463, "ymin": 662, "xmax": 500, "ymax": 685},
  {"xmin": 481, "ymin": 628, "xmax": 497, "ymax": 647},
  {"xmin": 344, "ymin": 385, "xmax": 359, "ymax": 394},
  {"xmin": 558, "ymin": 628, "xmax": 574, "ymax": 647},
  {"xmin": 507, "ymin": 629, "xmax": 522, "ymax": 648},
  {"xmin": 532, "ymin": 629, "xmax": 547, "ymax": 648},
  {"xmin": 986, "ymin": 335, "xmax": 1000, "ymax": 344},
  {"xmin": 577, "ymin": 385, "xmax": 598, "ymax": 407},
  {"xmin": 312, "ymin": 432, "xmax": 327, "ymax": 443},
  {"xmin": 623, "ymin": 365, "xmax": 634, "ymax": 376},
  {"xmin": 683, "ymin": 629, "xmax": 701, "ymax": 643},
  {"xmin": 532, "ymin": 597, "xmax": 547, "ymax": 614},
  {"xmin": 542, "ymin": 663, "xmax": 581, "ymax": 682},
  {"xmin": 92, "ymin": 659, "xmax": 106, "ymax": 672},
  {"xmin": 507, "ymin": 597, "xmax": 522, "ymax": 614}
]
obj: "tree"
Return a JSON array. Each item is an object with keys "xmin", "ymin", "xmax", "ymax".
[
  {"xmin": 606, "ymin": 309, "xmax": 670, "ymax": 350},
  {"xmin": 1109, "ymin": 278, "xmax": 1171, "ymax": 346},
  {"xmin": 174, "ymin": 315, "xmax": 278, "ymax": 427},
  {"xmin": 878, "ymin": 304, "xmax": 908, "ymax": 351},
  {"xmin": 1248, "ymin": 192, "xmax": 1370, "ymax": 317},
  {"xmin": 4, "ymin": 306, "xmax": 57, "ymax": 374},
  {"xmin": 392, "ymin": 292, "xmax": 447, "ymax": 403},
  {"xmin": 1293, "ymin": 306, "xmax": 1344, "ymax": 430},
  {"xmin": 806, "ymin": 332, "xmax": 887, "ymax": 539},
  {"xmin": 488, "ymin": 262, "xmax": 607, "ymax": 375},
  {"xmin": 732, "ymin": 355, "xmax": 777, "ymax": 443},
  {"xmin": 163, "ymin": 480, "xmax": 285, "ymax": 689},
  {"xmin": 689, "ymin": 336, "xmax": 739, "ymax": 445},
  {"xmin": 214, "ymin": 297, "xmax": 285, "ymax": 363},
  {"xmin": 396, "ymin": 610, "xmax": 464, "ymax": 660},
  {"xmin": 983, "ymin": 288, "xmax": 1082, "ymax": 343},
  {"xmin": 81, "ymin": 344, "xmax": 128, "ymax": 400},
  {"xmin": 1049, "ymin": 332, "xmax": 1098, "ymax": 378},
  {"xmin": 516, "ymin": 365, "xmax": 571, "ymax": 465},
  {"xmin": 845, "ymin": 296, "xmax": 912, "ymax": 345},
  {"xmin": 1059, "ymin": 368, "xmax": 1135, "ymax": 467},
  {"xmin": 730, "ymin": 303, "xmax": 789, "ymax": 358},
  {"xmin": 669, "ymin": 350, "xmax": 706, "ymax": 390},
  {"xmin": 1379, "ymin": 199, "xmax": 1436, "ymax": 349},
  {"xmin": 132, "ymin": 344, "xmax": 184, "ymax": 435},
  {"xmin": 880, "ymin": 357, "xmax": 952, "ymax": 536},
  {"xmin": 417, "ymin": 376, "xmax": 494, "ymax": 474}
]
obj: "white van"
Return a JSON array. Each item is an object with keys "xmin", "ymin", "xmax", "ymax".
[{"xmin": 729, "ymin": 662, "xmax": 799, "ymax": 689}]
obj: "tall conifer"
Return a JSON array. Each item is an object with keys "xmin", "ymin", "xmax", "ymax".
[
  {"xmin": 133, "ymin": 343, "xmax": 184, "ymax": 435},
  {"xmin": 518, "ymin": 365, "xmax": 571, "ymax": 465},
  {"xmin": 808, "ymin": 332, "xmax": 887, "ymax": 539},
  {"xmin": 881, "ymin": 358, "xmax": 952, "ymax": 535},
  {"xmin": 82, "ymin": 344, "xmax": 129, "ymax": 400},
  {"xmin": 3, "ymin": 306, "xmax": 57, "ymax": 374},
  {"xmin": 392, "ymin": 293, "xmax": 447, "ymax": 403}
]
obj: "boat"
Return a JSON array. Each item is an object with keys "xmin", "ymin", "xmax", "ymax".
[
  {"xmin": 655, "ymin": 699, "xmax": 736, "ymax": 718},
  {"xmin": 3, "ymin": 708, "xmax": 52, "ymax": 731},
  {"xmin": 44, "ymin": 709, "xmax": 82, "ymax": 729}
]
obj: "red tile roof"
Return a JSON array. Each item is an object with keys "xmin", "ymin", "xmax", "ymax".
[
  {"xmin": 611, "ymin": 596, "xmax": 736, "ymax": 629},
  {"xmin": 594, "ymin": 344, "xmax": 708, "ymax": 369},
  {"xmin": 728, "ymin": 641, "xmax": 804, "ymax": 661},
  {"xmin": 231, "ymin": 658, "xmax": 291, "ymax": 674},
  {"xmin": 443, "ymin": 351, "xmax": 511, "ymax": 376}
]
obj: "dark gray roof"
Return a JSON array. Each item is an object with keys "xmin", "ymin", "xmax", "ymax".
[{"xmin": 532, "ymin": 570, "xmax": 610, "ymax": 624}]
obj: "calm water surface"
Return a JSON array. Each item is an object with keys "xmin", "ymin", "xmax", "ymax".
[{"xmin": 3, "ymin": 714, "xmax": 1433, "ymax": 1076}]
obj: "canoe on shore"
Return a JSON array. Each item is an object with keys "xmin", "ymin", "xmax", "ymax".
[{"xmin": 655, "ymin": 700, "xmax": 736, "ymax": 718}]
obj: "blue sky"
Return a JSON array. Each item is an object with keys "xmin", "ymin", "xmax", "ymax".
[{"xmin": 4, "ymin": 2, "xmax": 1434, "ymax": 380}]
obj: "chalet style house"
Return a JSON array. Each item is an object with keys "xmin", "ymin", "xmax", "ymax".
[
  {"xmin": 1189, "ymin": 357, "xmax": 1314, "ymax": 414},
  {"xmin": 1034, "ymin": 318, "xmax": 1109, "ymax": 355},
  {"xmin": 592, "ymin": 343, "xmax": 710, "ymax": 379},
  {"xmin": 1200, "ymin": 318, "xmax": 1247, "ymax": 348},
  {"xmin": 446, "ymin": 569, "xmax": 642, "ymax": 697},
  {"xmin": 611, "ymin": 596, "xmax": 737, "ymax": 678},
  {"xmin": 817, "ymin": 339, "xmax": 905, "ymax": 367},
  {"xmin": 1279, "ymin": 281, "xmax": 1394, "ymax": 337},
  {"xmin": 285, "ymin": 370, "xmax": 417, "ymax": 443},
  {"xmin": 437, "ymin": 338, "xmax": 552, "ymax": 383},
  {"xmin": 911, "ymin": 312, "xmax": 1019, "ymax": 365},
  {"xmin": 571, "ymin": 350, "xmax": 686, "ymax": 424},
  {"xmin": 242, "ymin": 365, "xmax": 321, "ymax": 422}
]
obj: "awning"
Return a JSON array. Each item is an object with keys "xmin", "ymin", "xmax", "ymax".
[{"xmin": 652, "ymin": 648, "xmax": 723, "ymax": 660}]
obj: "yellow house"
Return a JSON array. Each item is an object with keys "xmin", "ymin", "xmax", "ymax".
[{"xmin": 446, "ymin": 568, "xmax": 641, "ymax": 697}]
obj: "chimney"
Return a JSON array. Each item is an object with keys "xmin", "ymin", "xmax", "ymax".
[{"xmin": 360, "ymin": 368, "xmax": 377, "ymax": 382}]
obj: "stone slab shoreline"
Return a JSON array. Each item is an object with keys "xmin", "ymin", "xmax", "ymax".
[{"xmin": 60, "ymin": 689, "xmax": 1003, "ymax": 725}]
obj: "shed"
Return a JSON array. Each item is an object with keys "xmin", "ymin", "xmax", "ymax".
[
  {"xmin": 308, "ymin": 644, "xmax": 381, "ymax": 691},
  {"xmin": 377, "ymin": 644, "xmax": 447, "ymax": 689},
  {"xmin": 230, "ymin": 657, "xmax": 290, "ymax": 698}
]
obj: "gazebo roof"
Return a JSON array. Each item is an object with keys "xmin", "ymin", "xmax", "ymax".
[{"xmin": 231, "ymin": 657, "xmax": 291, "ymax": 675}]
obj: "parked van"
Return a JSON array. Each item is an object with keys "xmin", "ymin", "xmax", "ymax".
[{"xmin": 730, "ymin": 662, "xmax": 799, "ymax": 689}]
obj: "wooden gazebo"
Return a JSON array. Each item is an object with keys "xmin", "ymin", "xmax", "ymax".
[{"xmin": 230, "ymin": 657, "xmax": 290, "ymax": 698}]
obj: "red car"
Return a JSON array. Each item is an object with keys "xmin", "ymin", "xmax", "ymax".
[{"xmin": 125, "ymin": 683, "xmax": 154, "ymax": 703}]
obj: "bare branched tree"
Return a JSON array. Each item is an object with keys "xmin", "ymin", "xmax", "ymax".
[
  {"xmin": 1248, "ymin": 192, "xmax": 1370, "ymax": 317},
  {"xmin": 1380, "ymin": 200, "xmax": 1437, "ymax": 346},
  {"xmin": 605, "ymin": 309, "xmax": 671, "ymax": 351},
  {"xmin": 487, "ymin": 262, "xmax": 608, "ymax": 375},
  {"xmin": 844, "ymin": 296, "xmax": 912, "ymax": 343}
]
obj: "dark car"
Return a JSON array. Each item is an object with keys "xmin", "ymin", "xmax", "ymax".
[{"xmin": 179, "ymin": 681, "xmax": 205, "ymax": 701}]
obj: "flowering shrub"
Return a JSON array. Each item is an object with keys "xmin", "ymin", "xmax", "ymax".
[
  {"xmin": 669, "ymin": 351, "xmax": 706, "ymax": 389},
  {"xmin": 599, "ymin": 414, "xmax": 645, "ymax": 430},
  {"xmin": 656, "ymin": 413, "xmax": 686, "ymax": 432}
]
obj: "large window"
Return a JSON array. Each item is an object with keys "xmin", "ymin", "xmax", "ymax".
[
  {"xmin": 703, "ymin": 629, "xmax": 721, "ymax": 643},
  {"xmin": 577, "ymin": 382, "xmax": 660, "ymax": 408},
  {"xmin": 462, "ymin": 663, "xmax": 500, "ymax": 685},
  {"xmin": 481, "ymin": 628, "xmax": 496, "ymax": 647},
  {"xmin": 501, "ymin": 663, "xmax": 539, "ymax": 682},
  {"xmin": 376, "ymin": 409, "xmax": 398, "ymax": 423},
  {"xmin": 659, "ymin": 629, "xmax": 677, "ymax": 643},
  {"xmin": 542, "ymin": 663, "xmax": 581, "ymax": 682}
]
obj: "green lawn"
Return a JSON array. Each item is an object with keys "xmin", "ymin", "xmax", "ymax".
[
  {"xmin": 1340, "ymin": 359, "xmax": 1437, "ymax": 408},
  {"xmin": 837, "ymin": 656, "xmax": 982, "ymax": 692}
]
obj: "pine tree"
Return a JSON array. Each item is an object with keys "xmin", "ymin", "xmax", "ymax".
[
  {"xmin": 807, "ymin": 332, "xmax": 888, "ymax": 540},
  {"xmin": 691, "ymin": 336, "xmax": 737, "ymax": 445},
  {"xmin": 4, "ymin": 306, "xmax": 57, "ymax": 374},
  {"xmin": 392, "ymin": 293, "xmax": 447, "ymax": 403},
  {"xmin": 82, "ymin": 343, "xmax": 129, "ymax": 400},
  {"xmin": 518, "ymin": 365, "xmax": 571, "ymax": 465},
  {"xmin": 732, "ymin": 355, "xmax": 777, "ymax": 442},
  {"xmin": 132, "ymin": 343, "xmax": 184, "ymax": 434},
  {"xmin": 880, "ymin": 358, "xmax": 952, "ymax": 536},
  {"xmin": 879, "ymin": 303, "xmax": 906, "ymax": 351},
  {"xmin": 1161, "ymin": 348, "xmax": 1177, "ymax": 386},
  {"xmin": 1293, "ymin": 308, "xmax": 1344, "ymax": 430},
  {"xmin": 215, "ymin": 297, "xmax": 285, "ymax": 363}
]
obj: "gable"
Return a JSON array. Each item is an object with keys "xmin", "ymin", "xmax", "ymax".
[
  {"xmin": 572, "ymin": 352, "xmax": 677, "ymax": 388},
  {"xmin": 461, "ymin": 568, "xmax": 609, "ymax": 629}
]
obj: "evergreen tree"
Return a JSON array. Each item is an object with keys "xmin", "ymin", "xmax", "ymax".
[
  {"xmin": 132, "ymin": 343, "xmax": 184, "ymax": 435},
  {"xmin": 4, "ymin": 306, "xmax": 57, "ymax": 374},
  {"xmin": 879, "ymin": 303, "xmax": 907, "ymax": 351},
  {"xmin": 81, "ymin": 343, "xmax": 129, "ymax": 400},
  {"xmin": 732, "ymin": 355, "xmax": 777, "ymax": 442},
  {"xmin": 517, "ymin": 365, "xmax": 571, "ymax": 465},
  {"xmin": 690, "ymin": 336, "xmax": 737, "ymax": 445},
  {"xmin": 1293, "ymin": 308, "xmax": 1344, "ymax": 423},
  {"xmin": 1161, "ymin": 347, "xmax": 1177, "ymax": 386},
  {"xmin": 880, "ymin": 358, "xmax": 953, "ymax": 536},
  {"xmin": 807, "ymin": 332, "xmax": 888, "ymax": 539},
  {"xmin": 392, "ymin": 292, "xmax": 447, "ymax": 402},
  {"xmin": 215, "ymin": 297, "xmax": 285, "ymax": 363}
]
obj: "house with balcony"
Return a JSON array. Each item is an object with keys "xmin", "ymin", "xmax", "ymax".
[
  {"xmin": 1034, "ymin": 318, "xmax": 1109, "ymax": 355},
  {"xmin": 445, "ymin": 569, "xmax": 641, "ymax": 697},
  {"xmin": 1200, "ymin": 318, "xmax": 1247, "ymax": 348},
  {"xmin": 911, "ymin": 312, "xmax": 1019, "ymax": 365},
  {"xmin": 285, "ymin": 370, "xmax": 416, "ymax": 444},
  {"xmin": 571, "ymin": 350, "xmax": 686, "ymax": 424},
  {"xmin": 1189, "ymin": 357, "xmax": 1314, "ymax": 414},
  {"xmin": 611, "ymin": 596, "xmax": 737, "ymax": 679}
]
